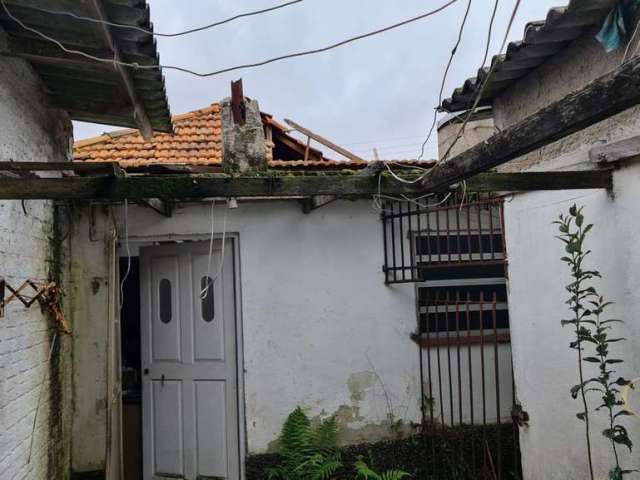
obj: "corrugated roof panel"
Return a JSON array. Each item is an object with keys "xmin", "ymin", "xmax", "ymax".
[{"xmin": 441, "ymin": 0, "xmax": 618, "ymax": 112}]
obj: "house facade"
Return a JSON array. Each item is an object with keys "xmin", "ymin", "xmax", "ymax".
[{"xmin": 71, "ymin": 100, "xmax": 433, "ymax": 480}]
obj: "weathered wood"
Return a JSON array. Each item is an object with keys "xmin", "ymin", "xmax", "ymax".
[
  {"xmin": 0, "ymin": 170, "xmax": 612, "ymax": 200},
  {"xmin": 463, "ymin": 170, "xmax": 612, "ymax": 191},
  {"xmin": 589, "ymin": 135, "xmax": 640, "ymax": 164},
  {"xmin": 284, "ymin": 119, "xmax": 366, "ymax": 163},
  {"xmin": 272, "ymin": 131, "xmax": 324, "ymax": 162},
  {"xmin": 0, "ymin": 161, "xmax": 120, "ymax": 174},
  {"xmin": 85, "ymin": 0, "xmax": 154, "ymax": 140},
  {"xmin": 422, "ymin": 54, "xmax": 640, "ymax": 191}
]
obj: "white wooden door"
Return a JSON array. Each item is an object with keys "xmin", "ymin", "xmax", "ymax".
[{"xmin": 140, "ymin": 240, "xmax": 239, "ymax": 480}]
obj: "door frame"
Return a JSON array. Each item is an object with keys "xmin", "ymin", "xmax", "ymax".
[{"xmin": 114, "ymin": 233, "xmax": 246, "ymax": 480}]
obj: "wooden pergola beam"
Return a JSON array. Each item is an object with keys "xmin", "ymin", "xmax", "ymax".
[
  {"xmin": 422, "ymin": 55, "xmax": 640, "ymax": 191},
  {"xmin": 0, "ymin": 170, "xmax": 611, "ymax": 200}
]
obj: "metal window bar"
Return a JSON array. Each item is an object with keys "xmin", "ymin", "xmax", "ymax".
[
  {"xmin": 386, "ymin": 193, "xmax": 522, "ymax": 479},
  {"xmin": 415, "ymin": 292, "xmax": 521, "ymax": 479},
  {"xmin": 381, "ymin": 193, "xmax": 506, "ymax": 284}
]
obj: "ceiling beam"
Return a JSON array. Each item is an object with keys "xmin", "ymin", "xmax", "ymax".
[
  {"xmin": 421, "ymin": 54, "xmax": 640, "ymax": 191},
  {"xmin": 0, "ymin": 170, "xmax": 612, "ymax": 200}
]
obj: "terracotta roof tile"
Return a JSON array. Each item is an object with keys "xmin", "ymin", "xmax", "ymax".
[
  {"xmin": 74, "ymin": 104, "xmax": 223, "ymax": 167},
  {"xmin": 75, "ymin": 102, "xmax": 436, "ymax": 172}
]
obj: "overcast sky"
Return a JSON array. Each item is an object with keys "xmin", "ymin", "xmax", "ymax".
[{"xmin": 73, "ymin": 0, "xmax": 563, "ymax": 160}]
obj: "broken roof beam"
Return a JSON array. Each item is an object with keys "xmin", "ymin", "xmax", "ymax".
[
  {"xmin": 421, "ymin": 54, "xmax": 640, "ymax": 191},
  {"xmin": 0, "ymin": 170, "xmax": 612, "ymax": 200},
  {"xmin": 284, "ymin": 119, "xmax": 366, "ymax": 163}
]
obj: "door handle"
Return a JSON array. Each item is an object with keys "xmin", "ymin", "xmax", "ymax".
[{"xmin": 161, "ymin": 373, "xmax": 165, "ymax": 387}]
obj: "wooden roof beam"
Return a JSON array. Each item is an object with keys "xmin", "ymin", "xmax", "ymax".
[
  {"xmin": 0, "ymin": 170, "xmax": 612, "ymax": 200},
  {"xmin": 85, "ymin": 0, "xmax": 155, "ymax": 140},
  {"xmin": 284, "ymin": 118, "xmax": 366, "ymax": 163},
  {"xmin": 421, "ymin": 54, "xmax": 640, "ymax": 191}
]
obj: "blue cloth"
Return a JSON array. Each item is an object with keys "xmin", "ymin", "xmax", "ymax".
[{"xmin": 596, "ymin": 0, "xmax": 640, "ymax": 52}]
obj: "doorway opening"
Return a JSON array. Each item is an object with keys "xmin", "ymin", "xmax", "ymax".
[
  {"xmin": 117, "ymin": 238, "xmax": 243, "ymax": 480},
  {"xmin": 120, "ymin": 256, "xmax": 143, "ymax": 480}
]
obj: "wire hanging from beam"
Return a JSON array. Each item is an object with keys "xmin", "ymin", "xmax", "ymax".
[{"xmin": 0, "ymin": 0, "xmax": 458, "ymax": 78}]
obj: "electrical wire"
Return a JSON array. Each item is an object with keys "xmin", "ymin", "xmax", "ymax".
[
  {"xmin": 1, "ymin": 0, "xmax": 458, "ymax": 78},
  {"xmin": 480, "ymin": 0, "xmax": 500, "ymax": 68},
  {"xmin": 27, "ymin": 0, "xmax": 304, "ymax": 38},
  {"xmin": 417, "ymin": 0, "xmax": 473, "ymax": 161},
  {"xmin": 440, "ymin": 0, "xmax": 522, "ymax": 163},
  {"xmin": 119, "ymin": 198, "xmax": 131, "ymax": 311},
  {"xmin": 200, "ymin": 200, "xmax": 229, "ymax": 300},
  {"xmin": 27, "ymin": 331, "xmax": 58, "ymax": 465}
]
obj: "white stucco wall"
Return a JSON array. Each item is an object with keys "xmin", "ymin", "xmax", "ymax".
[
  {"xmin": 499, "ymin": 106, "xmax": 640, "ymax": 479},
  {"xmin": 70, "ymin": 199, "xmax": 423, "ymax": 458},
  {"xmin": 117, "ymin": 199, "xmax": 422, "ymax": 453},
  {"xmin": 0, "ymin": 29, "xmax": 72, "ymax": 480},
  {"xmin": 481, "ymin": 21, "xmax": 640, "ymax": 477},
  {"xmin": 505, "ymin": 165, "xmax": 640, "ymax": 479}
]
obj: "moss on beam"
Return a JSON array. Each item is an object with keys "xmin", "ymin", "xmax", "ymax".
[{"xmin": 0, "ymin": 170, "xmax": 612, "ymax": 200}]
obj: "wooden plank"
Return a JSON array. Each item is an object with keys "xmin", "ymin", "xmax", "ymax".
[
  {"xmin": 589, "ymin": 135, "xmax": 640, "ymax": 164},
  {"xmin": 284, "ymin": 119, "xmax": 366, "ymax": 163},
  {"xmin": 0, "ymin": 170, "xmax": 612, "ymax": 200},
  {"xmin": 421, "ymin": 54, "xmax": 640, "ymax": 191},
  {"xmin": 464, "ymin": 170, "xmax": 612, "ymax": 191},
  {"xmin": 0, "ymin": 161, "xmax": 120, "ymax": 174}
]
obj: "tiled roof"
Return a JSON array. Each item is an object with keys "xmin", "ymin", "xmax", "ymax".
[
  {"xmin": 74, "ymin": 104, "xmax": 221, "ymax": 167},
  {"xmin": 75, "ymin": 103, "xmax": 435, "ymax": 171},
  {"xmin": 441, "ymin": 0, "xmax": 618, "ymax": 112}
]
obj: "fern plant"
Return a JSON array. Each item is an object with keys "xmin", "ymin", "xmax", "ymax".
[
  {"xmin": 556, "ymin": 205, "xmax": 634, "ymax": 479},
  {"xmin": 267, "ymin": 406, "xmax": 342, "ymax": 480},
  {"xmin": 353, "ymin": 459, "xmax": 410, "ymax": 480}
]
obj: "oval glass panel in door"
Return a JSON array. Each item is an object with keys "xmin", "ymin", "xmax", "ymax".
[
  {"xmin": 201, "ymin": 276, "xmax": 215, "ymax": 322},
  {"xmin": 159, "ymin": 278, "xmax": 172, "ymax": 323}
]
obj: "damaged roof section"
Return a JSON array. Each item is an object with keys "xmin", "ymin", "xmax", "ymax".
[
  {"xmin": 0, "ymin": 0, "xmax": 172, "ymax": 135},
  {"xmin": 74, "ymin": 102, "xmax": 433, "ymax": 172},
  {"xmin": 441, "ymin": 0, "xmax": 618, "ymax": 112}
]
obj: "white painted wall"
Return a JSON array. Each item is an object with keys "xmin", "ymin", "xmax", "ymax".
[
  {"xmin": 0, "ymin": 28, "xmax": 72, "ymax": 480},
  {"xmin": 116, "ymin": 199, "xmax": 422, "ymax": 453},
  {"xmin": 481, "ymin": 22, "xmax": 640, "ymax": 478},
  {"xmin": 504, "ymin": 128, "xmax": 640, "ymax": 479}
]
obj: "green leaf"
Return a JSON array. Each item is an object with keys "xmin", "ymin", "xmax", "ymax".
[{"xmin": 583, "ymin": 357, "xmax": 601, "ymax": 363}]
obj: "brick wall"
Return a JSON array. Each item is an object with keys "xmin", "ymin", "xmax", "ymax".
[{"xmin": 0, "ymin": 29, "xmax": 73, "ymax": 480}]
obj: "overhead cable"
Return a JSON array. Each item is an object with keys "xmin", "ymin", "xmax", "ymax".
[
  {"xmin": 439, "ymin": 0, "xmax": 522, "ymax": 163},
  {"xmin": 417, "ymin": 0, "xmax": 473, "ymax": 161},
  {"xmin": 25, "ymin": 0, "xmax": 304, "ymax": 38},
  {"xmin": 1, "ymin": 0, "xmax": 458, "ymax": 78}
]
